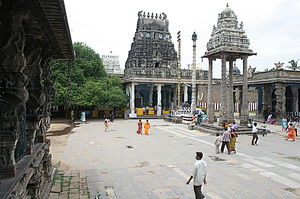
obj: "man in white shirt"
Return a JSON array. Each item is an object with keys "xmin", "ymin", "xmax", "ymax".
[
  {"xmin": 186, "ymin": 152, "xmax": 207, "ymax": 199},
  {"xmin": 252, "ymin": 122, "xmax": 259, "ymax": 145}
]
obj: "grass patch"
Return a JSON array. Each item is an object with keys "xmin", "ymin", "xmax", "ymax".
[
  {"xmin": 285, "ymin": 156, "xmax": 300, "ymax": 162},
  {"xmin": 284, "ymin": 188, "xmax": 296, "ymax": 192}
]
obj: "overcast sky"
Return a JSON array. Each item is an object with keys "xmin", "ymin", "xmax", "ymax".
[{"xmin": 64, "ymin": 0, "xmax": 300, "ymax": 78}]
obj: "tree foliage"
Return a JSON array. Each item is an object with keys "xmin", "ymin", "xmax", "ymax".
[
  {"xmin": 286, "ymin": 59, "xmax": 300, "ymax": 71},
  {"xmin": 50, "ymin": 42, "xmax": 128, "ymax": 108}
]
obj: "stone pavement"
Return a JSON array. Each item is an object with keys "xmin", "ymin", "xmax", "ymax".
[
  {"xmin": 49, "ymin": 119, "xmax": 300, "ymax": 199},
  {"xmin": 49, "ymin": 168, "xmax": 90, "ymax": 199}
]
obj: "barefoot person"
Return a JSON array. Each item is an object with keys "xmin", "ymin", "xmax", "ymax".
[
  {"xmin": 144, "ymin": 120, "xmax": 150, "ymax": 135},
  {"xmin": 186, "ymin": 152, "xmax": 207, "ymax": 199},
  {"xmin": 136, "ymin": 119, "xmax": 142, "ymax": 134},
  {"xmin": 285, "ymin": 123, "xmax": 296, "ymax": 141}
]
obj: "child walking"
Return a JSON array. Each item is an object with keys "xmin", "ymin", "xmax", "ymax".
[{"xmin": 214, "ymin": 132, "xmax": 222, "ymax": 154}]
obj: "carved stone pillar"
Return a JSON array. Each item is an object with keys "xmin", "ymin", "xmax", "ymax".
[
  {"xmin": 237, "ymin": 86, "xmax": 242, "ymax": 116},
  {"xmin": 240, "ymin": 56, "xmax": 249, "ymax": 126},
  {"xmin": 227, "ymin": 60, "xmax": 234, "ymax": 123},
  {"xmin": 219, "ymin": 54, "xmax": 228, "ymax": 124},
  {"xmin": 35, "ymin": 48, "xmax": 53, "ymax": 143},
  {"xmin": 262, "ymin": 84, "xmax": 272, "ymax": 120},
  {"xmin": 292, "ymin": 87, "xmax": 299, "ymax": 112},
  {"xmin": 149, "ymin": 84, "xmax": 153, "ymax": 106},
  {"xmin": 0, "ymin": 5, "xmax": 29, "ymax": 178},
  {"xmin": 275, "ymin": 83, "xmax": 286, "ymax": 120},
  {"xmin": 207, "ymin": 58, "xmax": 214, "ymax": 123},
  {"xmin": 184, "ymin": 85, "xmax": 188, "ymax": 103},
  {"xmin": 130, "ymin": 83, "xmax": 135, "ymax": 114},
  {"xmin": 24, "ymin": 36, "xmax": 44, "ymax": 154}
]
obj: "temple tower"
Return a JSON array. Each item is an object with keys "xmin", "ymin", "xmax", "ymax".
[
  {"xmin": 125, "ymin": 11, "xmax": 177, "ymax": 70},
  {"xmin": 203, "ymin": 4, "xmax": 256, "ymax": 125},
  {"xmin": 124, "ymin": 11, "xmax": 178, "ymax": 116}
]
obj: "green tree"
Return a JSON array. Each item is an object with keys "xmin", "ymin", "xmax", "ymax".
[
  {"xmin": 50, "ymin": 42, "xmax": 128, "ymax": 108},
  {"xmin": 287, "ymin": 59, "xmax": 299, "ymax": 71}
]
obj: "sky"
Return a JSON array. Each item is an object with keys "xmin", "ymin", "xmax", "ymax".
[{"xmin": 64, "ymin": 0, "xmax": 300, "ymax": 78}]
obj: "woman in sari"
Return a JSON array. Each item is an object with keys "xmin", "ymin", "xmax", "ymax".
[
  {"xmin": 282, "ymin": 117, "xmax": 287, "ymax": 131},
  {"xmin": 136, "ymin": 120, "xmax": 142, "ymax": 134},
  {"xmin": 80, "ymin": 112, "xmax": 86, "ymax": 123},
  {"xmin": 144, "ymin": 120, "xmax": 150, "ymax": 135},
  {"xmin": 229, "ymin": 129, "xmax": 238, "ymax": 154},
  {"xmin": 285, "ymin": 123, "xmax": 296, "ymax": 141}
]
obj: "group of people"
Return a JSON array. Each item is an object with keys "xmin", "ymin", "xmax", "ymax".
[
  {"xmin": 215, "ymin": 127, "xmax": 238, "ymax": 155},
  {"xmin": 136, "ymin": 119, "xmax": 151, "ymax": 135}
]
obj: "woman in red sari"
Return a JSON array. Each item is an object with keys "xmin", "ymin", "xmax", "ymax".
[
  {"xmin": 285, "ymin": 123, "xmax": 296, "ymax": 141},
  {"xmin": 136, "ymin": 119, "xmax": 143, "ymax": 134}
]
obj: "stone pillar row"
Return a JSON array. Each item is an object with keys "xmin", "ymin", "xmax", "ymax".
[
  {"xmin": 0, "ymin": 1, "xmax": 53, "ymax": 198},
  {"xmin": 129, "ymin": 83, "xmax": 163, "ymax": 116},
  {"xmin": 206, "ymin": 55, "xmax": 249, "ymax": 126}
]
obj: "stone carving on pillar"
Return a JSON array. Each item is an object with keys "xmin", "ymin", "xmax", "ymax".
[
  {"xmin": 0, "ymin": 6, "xmax": 29, "ymax": 177},
  {"xmin": 35, "ymin": 46, "xmax": 53, "ymax": 143},
  {"xmin": 24, "ymin": 35, "xmax": 45, "ymax": 154}
]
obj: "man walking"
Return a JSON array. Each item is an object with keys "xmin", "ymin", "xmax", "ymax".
[
  {"xmin": 221, "ymin": 128, "xmax": 231, "ymax": 154},
  {"xmin": 252, "ymin": 122, "xmax": 259, "ymax": 145},
  {"xmin": 186, "ymin": 152, "xmax": 207, "ymax": 199}
]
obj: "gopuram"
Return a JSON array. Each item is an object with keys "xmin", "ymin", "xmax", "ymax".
[
  {"xmin": 124, "ymin": 11, "xmax": 209, "ymax": 117},
  {"xmin": 0, "ymin": 0, "xmax": 73, "ymax": 198},
  {"xmin": 203, "ymin": 4, "xmax": 256, "ymax": 125}
]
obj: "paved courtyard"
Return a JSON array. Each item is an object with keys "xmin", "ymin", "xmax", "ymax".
[{"xmin": 49, "ymin": 119, "xmax": 300, "ymax": 199}]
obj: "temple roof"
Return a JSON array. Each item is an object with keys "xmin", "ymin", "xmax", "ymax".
[
  {"xmin": 32, "ymin": 0, "xmax": 74, "ymax": 60},
  {"xmin": 136, "ymin": 11, "xmax": 169, "ymax": 32},
  {"xmin": 203, "ymin": 4, "xmax": 256, "ymax": 59}
]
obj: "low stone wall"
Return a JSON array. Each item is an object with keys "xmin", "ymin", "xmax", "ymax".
[{"xmin": 0, "ymin": 142, "xmax": 52, "ymax": 199}]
